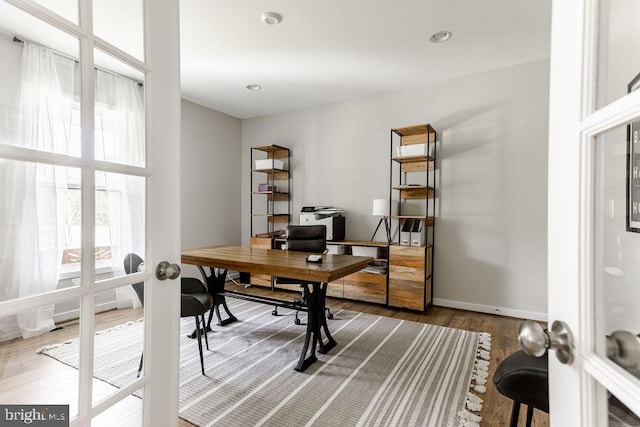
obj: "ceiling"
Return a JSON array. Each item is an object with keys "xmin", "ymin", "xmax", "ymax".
[
  {"xmin": 179, "ymin": 0, "xmax": 552, "ymax": 119},
  {"xmin": 0, "ymin": 0, "xmax": 552, "ymax": 120}
]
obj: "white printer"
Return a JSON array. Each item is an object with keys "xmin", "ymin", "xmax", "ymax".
[{"xmin": 299, "ymin": 206, "xmax": 346, "ymax": 241}]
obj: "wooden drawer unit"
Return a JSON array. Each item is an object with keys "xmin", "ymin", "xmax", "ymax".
[
  {"xmin": 389, "ymin": 245, "xmax": 427, "ymax": 311},
  {"xmin": 343, "ymin": 271, "xmax": 386, "ymax": 304},
  {"xmin": 326, "ymin": 279, "xmax": 344, "ymax": 298}
]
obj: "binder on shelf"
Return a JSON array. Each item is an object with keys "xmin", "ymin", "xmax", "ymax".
[
  {"xmin": 400, "ymin": 219, "xmax": 413, "ymax": 246},
  {"xmin": 410, "ymin": 219, "xmax": 425, "ymax": 247}
]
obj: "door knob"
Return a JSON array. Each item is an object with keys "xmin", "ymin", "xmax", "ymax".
[
  {"xmin": 155, "ymin": 261, "xmax": 181, "ymax": 280},
  {"xmin": 607, "ymin": 330, "xmax": 640, "ymax": 370},
  {"xmin": 518, "ymin": 320, "xmax": 574, "ymax": 365}
]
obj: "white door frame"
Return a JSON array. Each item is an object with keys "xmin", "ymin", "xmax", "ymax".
[
  {"xmin": 0, "ymin": 0, "xmax": 182, "ymax": 425},
  {"xmin": 141, "ymin": 0, "xmax": 182, "ymax": 425},
  {"xmin": 548, "ymin": 0, "xmax": 640, "ymax": 424}
]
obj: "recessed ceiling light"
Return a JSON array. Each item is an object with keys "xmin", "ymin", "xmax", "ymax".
[
  {"xmin": 246, "ymin": 84, "xmax": 262, "ymax": 91},
  {"xmin": 261, "ymin": 12, "xmax": 282, "ymax": 25},
  {"xmin": 430, "ymin": 31, "xmax": 452, "ymax": 43}
]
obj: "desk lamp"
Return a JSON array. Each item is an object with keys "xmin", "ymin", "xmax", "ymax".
[{"xmin": 370, "ymin": 198, "xmax": 391, "ymax": 243}]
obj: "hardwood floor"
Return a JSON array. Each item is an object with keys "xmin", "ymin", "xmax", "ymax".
[{"xmin": 0, "ymin": 284, "xmax": 549, "ymax": 427}]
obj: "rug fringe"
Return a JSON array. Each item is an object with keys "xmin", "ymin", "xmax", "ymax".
[
  {"xmin": 36, "ymin": 318, "xmax": 143, "ymax": 354},
  {"xmin": 457, "ymin": 332, "xmax": 492, "ymax": 427}
]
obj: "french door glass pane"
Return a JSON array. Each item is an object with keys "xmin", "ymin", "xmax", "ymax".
[
  {"xmin": 593, "ymin": 119, "xmax": 640, "ymax": 422},
  {"xmin": 596, "ymin": 0, "xmax": 640, "ymax": 109},
  {"xmin": 93, "ymin": 0, "xmax": 144, "ymax": 61},
  {"xmin": 31, "ymin": 0, "xmax": 78, "ymax": 24},
  {"xmin": 95, "ymin": 171, "xmax": 145, "ymax": 281},
  {"xmin": 0, "ymin": 160, "xmax": 82, "ymax": 301},
  {"xmin": 92, "ymin": 387, "xmax": 143, "ymax": 426},
  {"xmin": 92, "ymin": 290, "xmax": 144, "ymax": 406},
  {"xmin": 0, "ymin": 298, "xmax": 81, "ymax": 420},
  {"xmin": 0, "ymin": 3, "xmax": 80, "ymax": 156},
  {"xmin": 94, "ymin": 48, "xmax": 146, "ymax": 168},
  {"xmin": 605, "ymin": 387, "xmax": 640, "ymax": 426}
]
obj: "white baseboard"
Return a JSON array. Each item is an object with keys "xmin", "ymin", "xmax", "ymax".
[
  {"xmin": 0, "ymin": 331, "xmax": 21, "ymax": 342},
  {"xmin": 53, "ymin": 300, "xmax": 119, "ymax": 325},
  {"xmin": 0, "ymin": 300, "xmax": 120, "ymax": 343},
  {"xmin": 432, "ymin": 298, "xmax": 547, "ymax": 322}
]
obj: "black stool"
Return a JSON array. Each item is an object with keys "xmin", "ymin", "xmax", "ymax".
[{"xmin": 493, "ymin": 350, "xmax": 549, "ymax": 427}]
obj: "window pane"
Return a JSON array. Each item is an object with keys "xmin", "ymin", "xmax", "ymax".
[
  {"xmin": 0, "ymin": 3, "xmax": 80, "ymax": 156},
  {"xmin": 596, "ymin": 0, "xmax": 640, "ymax": 109},
  {"xmin": 95, "ymin": 171, "xmax": 145, "ymax": 280},
  {"xmin": 94, "ymin": 48, "xmax": 146, "ymax": 168},
  {"xmin": 93, "ymin": 0, "xmax": 144, "ymax": 61}
]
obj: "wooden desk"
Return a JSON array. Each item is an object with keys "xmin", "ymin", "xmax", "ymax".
[{"xmin": 181, "ymin": 246, "xmax": 372, "ymax": 371}]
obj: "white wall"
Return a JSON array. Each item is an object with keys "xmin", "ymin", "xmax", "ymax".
[
  {"xmin": 241, "ymin": 59, "xmax": 550, "ymax": 319},
  {"xmin": 180, "ymin": 99, "xmax": 242, "ymax": 277}
]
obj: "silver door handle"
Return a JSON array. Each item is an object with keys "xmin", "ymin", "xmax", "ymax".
[
  {"xmin": 155, "ymin": 261, "xmax": 181, "ymax": 280},
  {"xmin": 607, "ymin": 330, "xmax": 640, "ymax": 370},
  {"xmin": 518, "ymin": 320, "xmax": 574, "ymax": 365}
]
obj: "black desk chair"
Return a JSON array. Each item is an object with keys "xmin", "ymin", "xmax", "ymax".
[
  {"xmin": 493, "ymin": 350, "xmax": 549, "ymax": 427},
  {"xmin": 274, "ymin": 225, "xmax": 333, "ymax": 324},
  {"xmin": 124, "ymin": 253, "xmax": 214, "ymax": 376}
]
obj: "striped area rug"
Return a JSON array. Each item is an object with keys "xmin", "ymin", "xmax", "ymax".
[{"xmin": 39, "ymin": 300, "xmax": 491, "ymax": 427}]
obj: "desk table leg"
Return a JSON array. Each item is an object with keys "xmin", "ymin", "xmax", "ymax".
[
  {"xmin": 316, "ymin": 282, "xmax": 337, "ymax": 354},
  {"xmin": 199, "ymin": 266, "xmax": 238, "ymax": 328},
  {"xmin": 294, "ymin": 282, "xmax": 337, "ymax": 372}
]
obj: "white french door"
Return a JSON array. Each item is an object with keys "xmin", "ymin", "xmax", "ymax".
[
  {"xmin": 0, "ymin": 0, "xmax": 181, "ymax": 426},
  {"xmin": 547, "ymin": 0, "xmax": 640, "ymax": 425}
]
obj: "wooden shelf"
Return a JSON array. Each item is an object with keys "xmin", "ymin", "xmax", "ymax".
[
  {"xmin": 392, "ymin": 157, "xmax": 435, "ymax": 174},
  {"xmin": 391, "ymin": 215, "xmax": 434, "ymax": 226},
  {"xmin": 389, "ymin": 243, "xmax": 433, "ymax": 249},
  {"xmin": 251, "ymin": 191, "xmax": 289, "ymax": 201},
  {"xmin": 391, "ymin": 124, "xmax": 433, "ymax": 136},
  {"xmin": 251, "ymin": 214, "xmax": 290, "ymax": 223},
  {"xmin": 392, "ymin": 185, "xmax": 435, "ymax": 199},
  {"xmin": 391, "ymin": 155, "xmax": 434, "ymax": 163},
  {"xmin": 251, "ymin": 145, "xmax": 290, "ymax": 159},
  {"xmin": 268, "ymin": 215, "xmax": 290, "ymax": 223},
  {"xmin": 330, "ymin": 240, "xmax": 388, "ymax": 248},
  {"xmin": 252, "ymin": 168, "xmax": 289, "ymax": 180}
]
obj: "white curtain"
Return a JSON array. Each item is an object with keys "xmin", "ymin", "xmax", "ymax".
[
  {"xmin": 95, "ymin": 69, "xmax": 145, "ymax": 309},
  {"xmin": 0, "ymin": 43, "xmax": 75, "ymax": 338}
]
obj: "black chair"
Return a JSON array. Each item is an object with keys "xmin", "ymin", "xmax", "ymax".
[
  {"xmin": 493, "ymin": 350, "xmax": 549, "ymax": 427},
  {"xmin": 124, "ymin": 253, "xmax": 214, "ymax": 376},
  {"xmin": 274, "ymin": 225, "xmax": 333, "ymax": 324}
]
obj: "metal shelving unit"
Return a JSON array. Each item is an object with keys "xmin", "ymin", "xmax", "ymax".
[
  {"xmin": 250, "ymin": 145, "xmax": 291, "ymax": 239},
  {"xmin": 388, "ymin": 124, "xmax": 437, "ymax": 312}
]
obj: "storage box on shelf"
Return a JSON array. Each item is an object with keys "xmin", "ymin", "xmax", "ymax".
[
  {"xmin": 255, "ymin": 158, "xmax": 284, "ymax": 170},
  {"xmin": 389, "ymin": 124, "xmax": 437, "ymax": 312}
]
